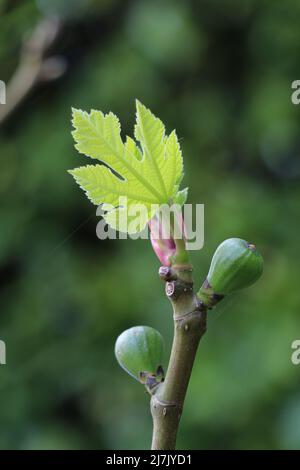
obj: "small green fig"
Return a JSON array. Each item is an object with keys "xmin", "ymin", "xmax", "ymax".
[
  {"xmin": 115, "ymin": 326, "xmax": 164, "ymax": 390},
  {"xmin": 198, "ymin": 238, "xmax": 263, "ymax": 308}
]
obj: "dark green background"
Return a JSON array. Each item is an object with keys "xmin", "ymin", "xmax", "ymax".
[{"xmin": 0, "ymin": 0, "xmax": 300, "ymax": 449}]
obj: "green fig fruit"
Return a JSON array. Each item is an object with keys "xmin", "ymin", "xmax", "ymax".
[
  {"xmin": 198, "ymin": 238, "xmax": 263, "ymax": 308},
  {"xmin": 115, "ymin": 326, "xmax": 164, "ymax": 389}
]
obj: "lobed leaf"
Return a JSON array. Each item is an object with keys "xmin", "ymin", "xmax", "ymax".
[{"xmin": 69, "ymin": 100, "xmax": 187, "ymax": 233}]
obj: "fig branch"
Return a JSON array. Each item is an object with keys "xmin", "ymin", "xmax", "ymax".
[
  {"xmin": 150, "ymin": 233, "xmax": 263, "ymax": 450},
  {"xmin": 151, "ymin": 261, "xmax": 207, "ymax": 450},
  {"xmin": 68, "ymin": 101, "xmax": 264, "ymax": 450}
]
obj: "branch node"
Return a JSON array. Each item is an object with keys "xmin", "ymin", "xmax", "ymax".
[
  {"xmin": 159, "ymin": 266, "xmax": 177, "ymax": 281},
  {"xmin": 166, "ymin": 281, "xmax": 176, "ymax": 298}
]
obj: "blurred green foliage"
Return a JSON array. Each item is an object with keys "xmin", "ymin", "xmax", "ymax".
[{"xmin": 0, "ymin": 0, "xmax": 300, "ymax": 450}]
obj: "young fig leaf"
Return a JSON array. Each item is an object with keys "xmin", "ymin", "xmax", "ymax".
[{"xmin": 69, "ymin": 101, "xmax": 185, "ymax": 234}]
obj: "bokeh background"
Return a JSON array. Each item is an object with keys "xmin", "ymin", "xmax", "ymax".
[{"xmin": 0, "ymin": 0, "xmax": 300, "ymax": 450}]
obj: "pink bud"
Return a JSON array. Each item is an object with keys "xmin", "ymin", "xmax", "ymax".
[
  {"xmin": 149, "ymin": 211, "xmax": 186, "ymax": 266},
  {"xmin": 150, "ymin": 235, "xmax": 176, "ymax": 266}
]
